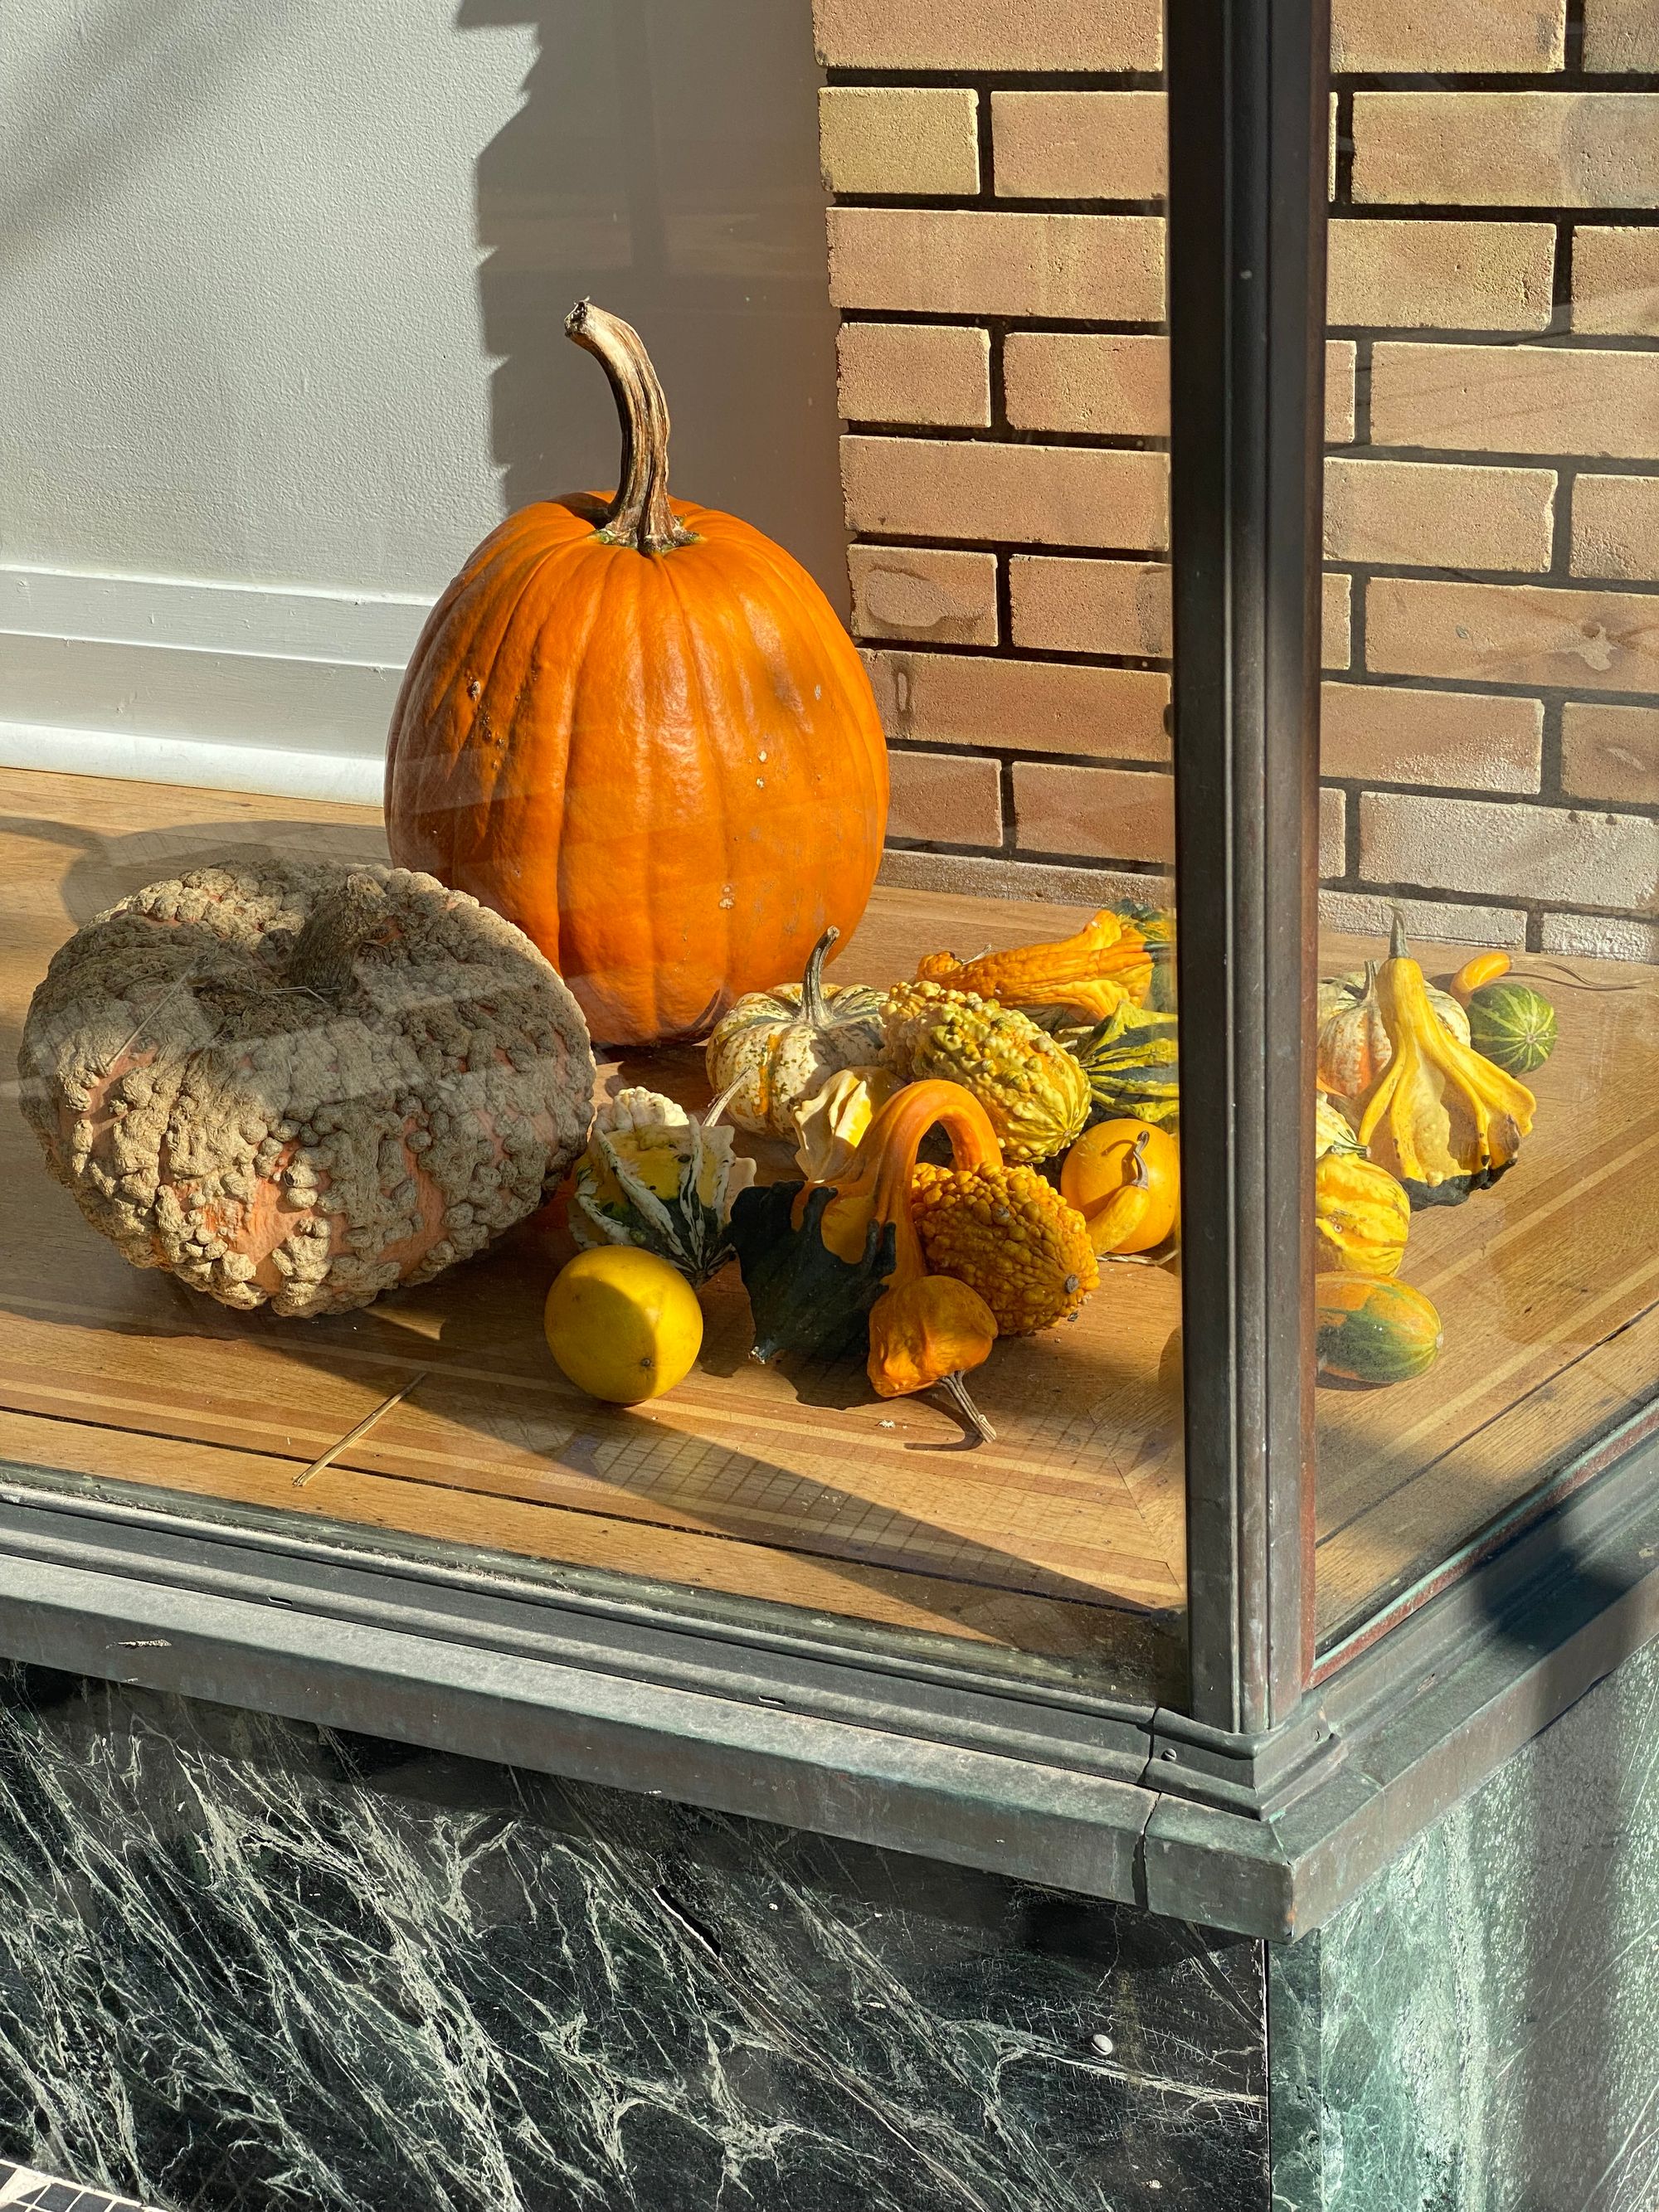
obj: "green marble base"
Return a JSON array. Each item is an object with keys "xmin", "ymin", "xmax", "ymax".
[{"xmin": 1270, "ymin": 1627, "xmax": 1659, "ymax": 2211}]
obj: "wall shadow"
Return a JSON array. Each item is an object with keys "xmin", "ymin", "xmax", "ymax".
[{"xmin": 456, "ymin": 0, "xmax": 848, "ymax": 611}]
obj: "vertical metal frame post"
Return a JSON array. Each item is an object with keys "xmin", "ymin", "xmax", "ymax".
[{"xmin": 1165, "ymin": 0, "xmax": 1329, "ymax": 1734}]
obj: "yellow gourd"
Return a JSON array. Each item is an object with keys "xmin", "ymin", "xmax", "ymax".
[
  {"xmin": 1059, "ymin": 1119, "xmax": 1180, "ymax": 1256},
  {"xmin": 1449, "ymin": 950, "xmax": 1511, "ymax": 1006},
  {"xmin": 916, "ymin": 909, "xmax": 1153, "ymax": 1022},
  {"xmin": 1355, "ymin": 916, "xmax": 1535, "ymax": 1205},
  {"xmin": 1314, "ymin": 1151, "xmax": 1410, "ymax": 1278},
  {"xmin": 1316, "ymin": 1095, "xmax": 1363, "ymax": 1159},
  {"xmin": 1317, "ymin": 963, "xmax": 1469, "ymax": 1100}
]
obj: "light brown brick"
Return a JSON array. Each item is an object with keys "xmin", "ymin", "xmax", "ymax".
[
  {"xmin": 1365, "ymin": 577, "xmax": 1659, "ymax": 692},
  {"xmin": 827, "ymin": 207, "xmax": 1164, "ymax": 322},
  {"xmin": 819, "ymin": 87, "xmax": 980, "ymax": 199},
  {"xmin": 1360, "ymin": 791, "xmax": 1659, "ymax": 911},
  {"xmin": 886, "ymin": 750, "xmax": 1004, "ymax": 847},
  {"xmin": 1320, "ymin": 892, "xmax": 1530, "ymax": 947},
  {"xmin": 1370, "ymin": 343, "xmax": 1659, "ymax": 460},
  {"xmin": 1570, "ymin": 474, "xmax": 1659, "ymax": 582},
  {"xmin": 1013, "ymin": 764, "xmax": 1174, "ymax": 863},
  {"xmin": 992, "ymin": 93, "xmax": 1165, "ymax": 202},
  {"xmin": 1540, "ymin": 910, "xmax": 1659, "ymax": 960},
  {"xmin": 1004, "ymin": 333, "xmax": 1169, "ymax": 438},
  {"xmin": 842, "ymin": 437, "xmax": 1169, "ymax": 552},
  {"xmin": 1574, "ymin": 229, "xmax": 1659, "ymax": 338},
  {"xmin": 837, "ymin": 324, "xmax": 992, "ymax": 429},
  {"xmin": 849, "ymin": 546, "xmax": 1000, "ymax": 648},
  {"xmin": 1005, "ymin": 559, "xmax": 1350, "ymax": 666},
  {"xmin": 864, "ymin": 650, "xmax": 1170, "ymax": 762},
  {"xmin": 1584, "ymin": 0, "xmax": 1659, "ymax": 71},
  {"xmin": 1327, "ymin": 340, "xmax": 1359, "ymax": 445},
  {"xmin": 1331, "ymin": 0, "xmax": 1564, "ymax": 71},
  {"xmin": 1353, "ymin": 95, "xmax": 1659, "ymax": 210},
  {"xmin": 1009, "ymin": 557, "xmax": 1171, "ymax": 657},
  {"xmin": 1321, "ymin": 682, "xmax": 1545, "ymax": 792},
  {"xmin": 1320, "ymin": 787, "xmax": 1349, "ymax": 880},
  {"xmin": 814, "ymin": 0, "xmax": 1162, "ymax": 70},
  {"xmin": 1327, "ymin": 221, "xmax": 1555, "ymax": 333},
  {"xmin": 878, "ymin": 848, "xmax": 1174, "ymax": 909},
  {"xmin": 1322, "ymin": 458, "xmax": 1556, "ymax": 572},
  {"xmin": 1324, "ymin": 574, "xmax": 1353, "ymax": 670},
  {"xmin": 1561, "ymin": 700, "xmax": 1659, "ymax": 805},
  {"xmin": 1000, "ymin": 333, "xmax": 1350, "ymax": 440}
]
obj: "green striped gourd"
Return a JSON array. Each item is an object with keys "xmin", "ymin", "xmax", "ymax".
[
  {"xmin": 1466, "ymin": 980, "xmax": 1557, "ymax": 1075},
  {"xmin": 1058, "ymin": 1002, "xmax": 1180, "ymax": 1128},
  {"xmin": 1112, "ymin": 900, "xmax": 1177, "ymax": 1011}
]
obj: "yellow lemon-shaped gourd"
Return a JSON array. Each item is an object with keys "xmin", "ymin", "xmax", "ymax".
[{"xmin": 544, "ymin": 1247, "xmax": 703, "ymax": 1404}]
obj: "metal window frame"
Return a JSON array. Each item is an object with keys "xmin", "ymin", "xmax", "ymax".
[
  {"xmin": 1, "ymin": 0, "xmax": 1657, "ymax": 1942},
  {"xmin": 1167, "ymin": 0, "xmax": 1328, "ymax": 1738}
]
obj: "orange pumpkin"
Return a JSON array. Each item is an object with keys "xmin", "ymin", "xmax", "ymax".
[{"xmin": 385, "ymin": 301, "xmax": 888, "ymax": 1048}]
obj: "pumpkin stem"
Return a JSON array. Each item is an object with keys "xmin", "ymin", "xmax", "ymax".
[
  {"xmin": 285, "ymin": 873, "xmax": 391, "ymax": 1001},
  {"xmin": 799, "ymin": 927, "xmax": 839, "ymax": 1028},
  {"xmin": 566, "ymin": 299, "xmax": 698, "ymax": 557}
]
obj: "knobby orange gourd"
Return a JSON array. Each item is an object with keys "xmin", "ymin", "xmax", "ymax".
[{"xmin": 385, "ymin": 302, "xmax": 888, "ymax": 1048}]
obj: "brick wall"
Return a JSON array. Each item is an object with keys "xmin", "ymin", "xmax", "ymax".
[{"xmin": 814, "ymin": 0, "xmax": 1659, "ymax": 957}]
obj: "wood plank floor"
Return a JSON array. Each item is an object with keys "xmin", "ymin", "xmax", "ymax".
[
  {"xmin": 0, "ymin": 769, "xmax": 1185, "ymax": 1680},
  {"xmin": 1, "ymin": 766, "xmax": 1652, "ymax": 1667}
]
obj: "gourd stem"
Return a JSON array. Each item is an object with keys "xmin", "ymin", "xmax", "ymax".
[
  {"xmin": 286, "ymin": 874, "xmax": 388, "ymax": 1001},
  {"xmin": 1389, "ymin": 910, "xmax": 1408, "ymax": 961},
  {"xmin": 799, "ymin": 928, "xmax": 839, "ymax": 1028},
  {"xmin": 941, "ymin": 1369, "xmax": 997, "ymax": 1443},
  {"xmin": 565, "ymin": 299, "xmax": 698, "ymax": 556}
]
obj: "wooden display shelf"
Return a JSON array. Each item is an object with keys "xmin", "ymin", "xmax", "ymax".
[{"xmin": 2, "ymin": 767, "xmax": 1654, "ymax": 1670}]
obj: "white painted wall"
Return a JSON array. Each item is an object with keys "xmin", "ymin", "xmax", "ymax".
[{"xmin": 0, "ymin": 0, "xmax": 845, "ymax": 797}]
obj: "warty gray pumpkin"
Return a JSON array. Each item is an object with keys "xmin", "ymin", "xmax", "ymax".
[{"xmin": 18, "ymin": 861, "xmax": 596, "ymax": 1317}]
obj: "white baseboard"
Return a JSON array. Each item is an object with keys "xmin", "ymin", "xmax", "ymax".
[{"xmin": 0, "ymin": 565, "xmax": 435, "ymax": 803}]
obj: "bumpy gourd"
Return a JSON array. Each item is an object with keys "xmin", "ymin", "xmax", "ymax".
[
  {"xmin": 915, "ymin": 908, "xmax": 1152, "ymax": 1023},
  {"xmin": 1314, "ymin": 1151, "xmax": 1410, "ymax": 1278},
  {"xmin": 1355, "ymin": 916, "xmax": 1535, "ymax": 1205},
  {"xmin": 1056, "ymin": 1002, "xmax": 1180, "ymax": 1128},
  {"xmin": 569, "ymin": 1086, "xmax": 756, "ymax": 1284},
  {"xmin": 20, "ymin": 863, "xmax": 595, "ymax": 1317},
  {"xmin": 706, "ymin": 928, "xmax": 886, "ymax": 1137},
  {"xmin": 881, "ymin": 981, "xmax": 1090, "ymax": 1164},
  {"xmin": 1317, "ymin": 963, "xmax": 1469, "ymax": 1100},
  {"xmin": 912, "ymin": 1162, "xmax": 1098, "ymax": 1333},
  {"xmin": 1316, "ymin": 1274, "xmax": 1443, "ymax": 1385}
]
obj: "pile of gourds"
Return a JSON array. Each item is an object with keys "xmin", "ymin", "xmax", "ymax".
[
  {"xmin": 1311, "ymin": 927, "xmax": 1554, "ymax": 1388},
  {"xmin": 547, "ymin": 905, "xmax": 1183, "ymax": 1432},
  {"xmin": 548, "ymin": 905, "xmax": 1562, "ymax": 1422}
]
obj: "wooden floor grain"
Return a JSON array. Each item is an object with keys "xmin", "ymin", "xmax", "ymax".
[{"xmin": 1, "ymin": 766, "xmax": 1652, "ymax": 1664}]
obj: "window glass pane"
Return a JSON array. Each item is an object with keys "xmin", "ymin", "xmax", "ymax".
[
  {"xmin": 4, "ymin": 4, "xmax": 1183, "ymax": 1698},
  {"xmin": 1315, "ymin": 15, "xmax": 1659, "ymax": 1650}
]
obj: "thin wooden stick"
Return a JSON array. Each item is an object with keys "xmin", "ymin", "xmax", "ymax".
[{"xmin": 292, "ymin": 1369, "xmax": 428, "ymax": 1488}]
